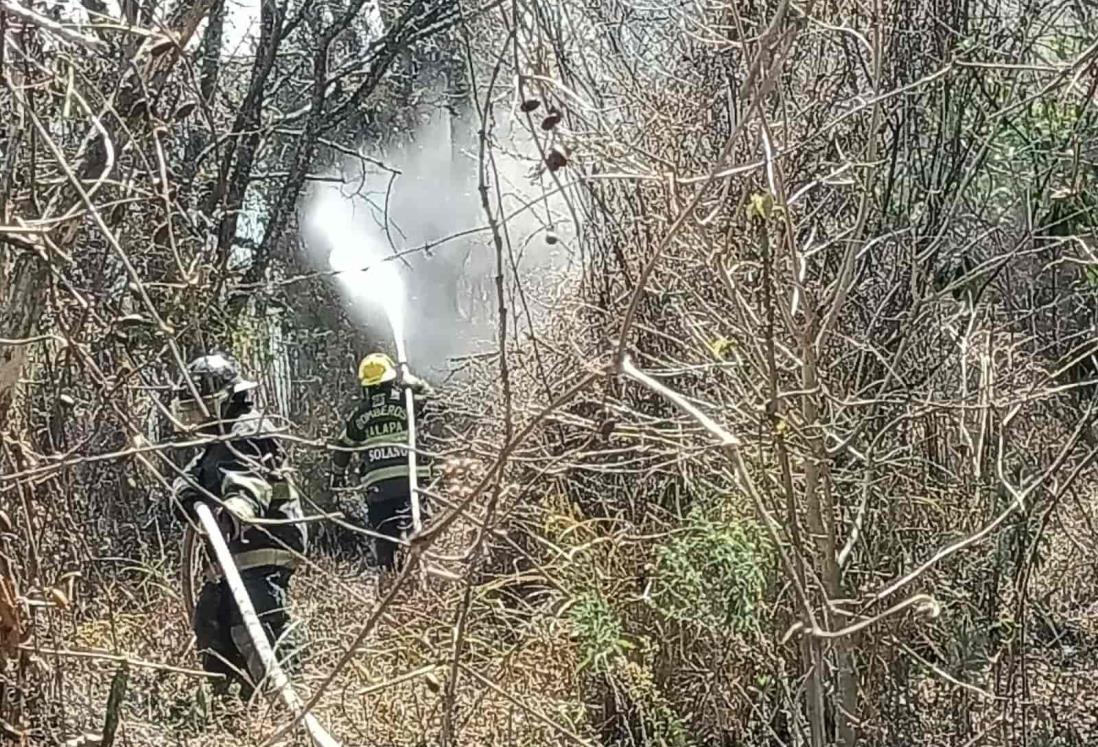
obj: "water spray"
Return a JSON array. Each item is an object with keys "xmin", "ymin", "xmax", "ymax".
[{"xmin": 309, "ymin": 190, "xmax": 424, "ymax": 534}]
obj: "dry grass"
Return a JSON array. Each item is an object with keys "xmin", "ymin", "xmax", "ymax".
[{"xmin": 20, "ymin": 549, "xmax": 591, "ymax": 747}]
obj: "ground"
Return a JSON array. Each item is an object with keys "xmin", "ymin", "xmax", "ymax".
[{"xmin": 23, "ymin": 551, "xmax": 589, "ymax": 747}]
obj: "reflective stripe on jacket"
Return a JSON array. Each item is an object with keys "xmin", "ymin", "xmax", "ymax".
[
  {"xmin": 204, "ymin": 547, "xmax": 299, "ymax": 582},
  {"xmin": 335, "ymin": 381, "xmax": 431, "ymax": 488}
]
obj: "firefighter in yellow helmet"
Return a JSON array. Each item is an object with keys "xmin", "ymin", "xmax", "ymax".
[{"xmin": 330, "ymin": 353, "xmax": 434, "ymax": 572}]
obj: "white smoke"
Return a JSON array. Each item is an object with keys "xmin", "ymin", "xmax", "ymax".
[
  {"xmin": 301, "ymin": 106, "xmax": 577, "ymax": 382},
  {"xmin": 303, "ymin": 187, "xmax": 408, "ymax": 360}
]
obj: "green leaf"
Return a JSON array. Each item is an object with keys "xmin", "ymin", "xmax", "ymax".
[
  {"xmin": 748, "ymin": 192, "xmax": 774, "ymax": 220},
  {"xmin": 707, "ymin": 337, "xmax": 734, "ymax": 360}
]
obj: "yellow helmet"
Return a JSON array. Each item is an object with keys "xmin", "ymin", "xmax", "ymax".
[{"xmin": 358, "ymin": 353, "xmax": 397, "ymax": 387}]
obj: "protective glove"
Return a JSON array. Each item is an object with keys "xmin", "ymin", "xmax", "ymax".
[
  {"xmin": 402, "ymin": 372, "xmax": 435, "ymax": 399},
  {"xmin": 214, "ymin": 495, "xmax": 254, "ymax": 542},
  {"xmin": 214, "ymin": 506, "xmax": 243, "ymax": 542},
  {"xmin": 216, "ymin": 509, "xmax": 241, "ymax": 542}
]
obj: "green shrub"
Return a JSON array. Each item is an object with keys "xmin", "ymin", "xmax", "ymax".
[
  {"xmin": 569, "ymin": 590, "xmax": 635, "ymax": 674},
  {"xmin": 649, "ymin": 508, "xmax": 770, "ymax": 631}
]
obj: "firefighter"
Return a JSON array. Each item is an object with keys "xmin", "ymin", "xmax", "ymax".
[
  {"xmin": 169, "ymin": 353, "xmax": 307, "ymax": 699},
  {"xmin": 330, "ymin": 352, "xmax": 434, "ymax": 574}
]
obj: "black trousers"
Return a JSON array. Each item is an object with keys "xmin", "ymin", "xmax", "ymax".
[
  {"xmin": 366, "ymin": 478, "xmax": 412, "ymax": 571},
  {"xmin": 193, "ymin": 566, "xmax": 294, "ymax": 697},
  {"xmin": 367, "ymin": 496, "xmax": 409, "ymax": 570}
]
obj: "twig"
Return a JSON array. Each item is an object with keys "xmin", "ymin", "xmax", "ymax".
[
  {"xmin": 613, "ymin": 13, "xmax": 799, "ymax": 366},
  {"xmin": 355, "ymin": 664, "xmax": 440, "ymax": 696},
  {"xmin": 458, "ymin": 663, "xmax": 594, "ymax": 746},
  {"xmin": 1, "ymin": 1, "xmax": 108, "ymax": 52},
  {"xmin": 621, "ymin": 354, "xmax": 819, "ymax": 629},
  {"xmin": 18, "ymin": 645, "xmax": 222, "ymax": 678}
]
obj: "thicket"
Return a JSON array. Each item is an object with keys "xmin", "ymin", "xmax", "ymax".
[{"xmin": 3, "ymin": 0, "xmax": 1098, "ymax": 745}]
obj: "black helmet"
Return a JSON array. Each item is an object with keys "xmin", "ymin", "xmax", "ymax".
[{"xmin": 171, "ymin": 354, "xmax": 257, "ymax": 430}]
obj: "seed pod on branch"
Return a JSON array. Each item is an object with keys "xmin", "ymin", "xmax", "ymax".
[
  {"xmin": 545, "ymin": 147, "xmax": 567, "ymax": 172},
  {"xmin": 541, "ymin": 108, "xmax": 562, "ymax": 130},
  {"xmin": 520, "ymin": 98, "xmax": 541, "ymax": 113},
  {"xmin": 172, "ymin": 101, "xmax": 197, "ymax": 121}
]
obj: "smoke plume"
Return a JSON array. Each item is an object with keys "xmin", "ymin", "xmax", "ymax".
[{"xmin": 301, "ymin": 107, "xmax": 576, "ymax": 381}]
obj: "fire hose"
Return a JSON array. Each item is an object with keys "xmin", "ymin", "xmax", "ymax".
[
  {"xmin": 398, "ymin": 358, "xmax": 422, "ymax": 534},
  {"xmin": 186, "ymin": 503, "xmax": 340, "ymax": 747}
]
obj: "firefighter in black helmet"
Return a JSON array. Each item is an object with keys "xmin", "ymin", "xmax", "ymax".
[
  {"xmin": 169, "ymin": 353, "xmax": 306, "ymax": 699},
  {"xmin": 330, "ymin": 353, "xmax": 434, "ymax": 573}
]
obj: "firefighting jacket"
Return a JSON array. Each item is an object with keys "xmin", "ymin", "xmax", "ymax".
[
  {"xmin": 172, "ymin": 410, "xmax": 307, "ymax": 574},
  {"xmin": 332, "ymin": 376, "xmax": 433, "ymax": 495}
]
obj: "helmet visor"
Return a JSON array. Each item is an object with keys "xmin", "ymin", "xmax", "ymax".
[{"xmin": 171, "ymin": 391, "xmax": 227, "ymax": 431}]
